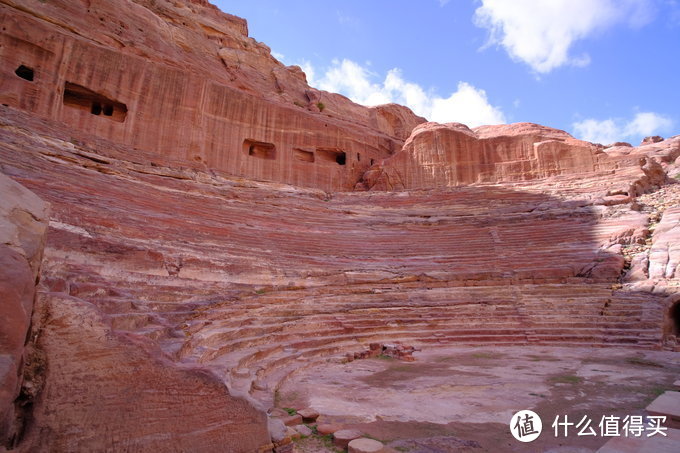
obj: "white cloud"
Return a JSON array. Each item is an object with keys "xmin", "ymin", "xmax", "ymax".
[
  {"xmin": 304, "ymin": 59, "xmax": 506, "ymax": 127},
  {"xmin": 430, "ymin": 82, "xmax": 505, "ymax": 126},
  {"xmin": 625, "ymin": 112, "xmax": 674, "ymax": 137},
  {"xmin": 474, "ymin": 0, "xmax": 655, "ymax": 73},
  {"xmin": 572, "ymin": 112, "xmax": 673, "ymax": 144}
]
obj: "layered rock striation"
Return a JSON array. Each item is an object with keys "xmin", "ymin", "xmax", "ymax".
[
  {"xmin": 0, "ymin": 0, "xmax": 424, "ymax": 192},
  {"xmin": 0, "ymin": 174, "xmax": 49, "ymax": 446},
  {"xmin": 1, "ymin": 105, "xmax": 679, "ymax": 450},
  {"xmin": 1, "ymin": 0, "xmax": 680, "ymax": 451},
  {"xmin": 361, "ymin": 121, "xmax": 679, "ymax": 190}
]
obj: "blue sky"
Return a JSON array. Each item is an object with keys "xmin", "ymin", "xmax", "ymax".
[{"xmin": 213, "ymin": 0, "xmax": 680, "ymax": 145}]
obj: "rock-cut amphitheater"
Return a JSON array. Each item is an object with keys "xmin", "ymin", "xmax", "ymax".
[{"xmin": 1, "ymin": 1, "xmax": 679, "ymax": 452}]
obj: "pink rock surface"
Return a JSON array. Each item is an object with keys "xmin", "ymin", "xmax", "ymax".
[
  {"xmin": 0, "ymin": 173, "xmax": 49, "ymax": 446},
  {"xmin": 0, "ymin": 1, "xmax": 679, "ymax": 451},
  {"xmin": 333, "ymin": 429, "xmax": 363, "ymax": 447},
  {"xmin": 0, "ymin": 0, "xmax": 424, "ymax": 192},
  {"xmin": 281, "ymin": 414, "xmax": 303, "ymax": 427},
  {"xmin": 297, "ymin": 408, "xmax": 320, "ymax": 422},
  {"xmin": 317, "ymin": 424, "xmax": 343, "ymax": 435},
  {"xmin": 348, "ymin": 438, "xmax": 385, "ymax": 453},
  {"xmin": 19, "ymin": 294, "xmax": 270, "ymax": 452},
  {"xmin": 649, "ymin": 207, "xmax": 680, "ymax": 279},
  {"xmin": 362, "ymin": 122, "xmax": 677, "ymax": 191}
]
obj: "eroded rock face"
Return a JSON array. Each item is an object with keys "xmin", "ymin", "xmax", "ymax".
[
  {"xmin": 361, "ymin": 122, "xmax": 678, "ymax": 190},
  {"xmin": 642, "ymin": 136, "xmax": 665, "ymax": 145},
  {"xmin": 1, "ymin": 0, "xmax": 680, "ymax": 450},
  {"xmin": 19, "ymin": 294, "xmax": 270, "ymax": 453},
  {"xmin": 649, "ymin": 207, "xmax": 680, "ymax": 280},
  {"xmin": 2, "ymin": 105, "xmax": 678, "ymax": 433},
  {"xmin": 0, "ymin": 173, "xmax": 49, "ymax": 447},
  {"xmin": 0, "ymin": 0, "xmax": 424, "ymax": 192}
]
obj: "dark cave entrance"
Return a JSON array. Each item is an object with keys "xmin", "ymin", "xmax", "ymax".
[
  {"xmin": 15, "ymin": 65, "xmax": 34, "ymax": 81},
  {"xmin": 672, "ymin": 302, "xmax": 680, "ymax": 336}
]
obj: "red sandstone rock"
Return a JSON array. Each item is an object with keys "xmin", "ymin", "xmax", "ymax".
[
  {"xmin": 642, "ymin": 136, "xmax": 664, "ymax": 145},
  {"xmin": 269, "ymin": 417, "xmax": 292, "ymax": 447},
  {"xmin": 0, "ymin": 173, "xmax": 49, "ymax": 446},
  {"xmin": 269, "ymin": 408, "xmax": 289, "ymax": 418},
  {"xmin": 297, "ymin": 408, "xmax": 320, "ymax": 422},
  {"xmin": 19, "ymin": 294, "xmax": 270, "ymax": 452},
  {"xmin": 317, "ymin": 424, "xmax": 343, "ymax": 435},
  {"xmin": 649, "ymin": 207, "xmax": 680, "ymax": 279},
  {"xmin": 361, "ymin": 123, "xmax": 680, "ymax": 192},
  {"xmin": 1, "ymin": 101, "xmax": 678, "ymax": 448},
  {"xmin": 281, "ymin": 414, "xmax": 303, "ymax": 426},
  {"xmin": 0, "ymin": 1, "xmax": 679, "ymax": 451},
  {"xmin": 607, "ymin": 142, "xmax": 633, "ymax": 148},
  {"xmin": 294, "ymin": 424, "xmax": 313, "ymax": 436},
  {"xmin": 348, "ymin": 438, "xmax": 386, "ymax": 453},
  {"xmin": 333, "ymin": 429, "xmax": 363, "ymax": 448},
  {"xmin": 0, "ymin": 0, "xmax": 424, "ymax": 192},
  {"xmin": 286, "ymin": 426, "xmax": 301, "ymax": 441},
  {"xmin": 363, "ymin": 122, "xmax": 611, "ymax": 190}
]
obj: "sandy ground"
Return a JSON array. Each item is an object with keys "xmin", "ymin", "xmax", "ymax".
[{"xmin": 278, "ymin": 346, "xmax": 680, "ymax": 452}]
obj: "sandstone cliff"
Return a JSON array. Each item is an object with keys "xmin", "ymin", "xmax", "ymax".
[
  {"xmin": 361, "ymin": 121, "xmax": 679, "ymax": 190},
  {"xmin": 2, "ymin": 103, "xmax": 680, "ymax": 449},
  {"xmin": 0, "ymin": 173, "xmax": 49, "ymax": 446},
  {"xmin": 0, "ymin": 0, "xmax": 425, "ymax": 192},
  {"xmin": 1, "ymin": 1, "xmax": 680, "ymax": 452}
]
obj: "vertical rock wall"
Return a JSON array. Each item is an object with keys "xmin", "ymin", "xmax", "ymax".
[
  {"xmin": 0, "ymin": 173, "xmax": 49, "ymax": 447},
  {"xmin": 0, "ymin": 1, "xmax": 424, "ymax": 192}
]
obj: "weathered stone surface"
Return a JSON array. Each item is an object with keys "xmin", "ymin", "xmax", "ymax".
[
  {"xmin": 348, "ymin": 438, "xmax": 385, "ymax": 453},
  {"xmin": 268, "ymin": 417, "xmax": 288, "ymax": 444},
  {"xmin": 19, "ymin": 293, "xmax": 270, "ymax": 452},
  {"xmin": 294, "ymin": 424, "xmax": 313, "ymax": 437},
  {"xmin": 0, "ymin": 173, "xmax": 48, "ymax": 447},
  {"xmin": 333, "ymin": 429, "xmax": 363, "ymax": 448},
  {"xmin": 281, "ymin": 414, "xmax": 303, "ymax": 427},
  {"xmin": 597, "ymin": 427, "xmax": 680, "ymax": 453},
  {"xmin": 286, "ymin": 426, "xmax": 300, "ymax": 441},
  {"xmin": 642, "ymin": 136, "xmax": 665, "ymax": 145},
  {"xmin": 0, "ymin": 173, "xmax": 49, "ymax": 275},
  {"xmin": 297, "ymin": 408, "xmax": 320, "ymax": 423},
  {"xmin": 0, "ymin": 1, "xmax": 679, "ymax": 451},
  {"xmin": 0, "ymin": 0, "xmax": 424, "ymax": 192},
  {"xmin": 363, "ymin": 122, "xmax": 598, "ymax": 189},
  {"xmin": 1, "ymin": 94, "xmax": 677, "ymax": 450},
  {"xmin": 363, "ymin": 122, "xmax": 678, "ymax": 191},
  {"xmin": 646, "ymin": 391, "xmax": 680, "ymax": 429},
  {"xmin": 317, "ymin": 423, "xmax": 343, "ymax": 435},
  {"xmin": 649, "ymin": 207, "xmax": 680, "ymax": 279},
  {"xmin": 0, "ymin": 246, "xmax": 35, "ymax": 446}
]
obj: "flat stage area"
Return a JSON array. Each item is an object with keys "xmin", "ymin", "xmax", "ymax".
[{"xmin": 278, "ymin": 346, "xmax": 680, "ymax": 452}]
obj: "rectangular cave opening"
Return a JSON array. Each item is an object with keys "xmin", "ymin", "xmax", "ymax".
[
  {"xmin": 243, "ymin": 139, "xmax": 276, "ymax": 160},
  {"xmin": 316, "ymin": 148, "xmax": 346, "ymax": 166},
  {"xmin": 63, "ymin": 82, "xmax": 128, "ymax": 122},
  {"xmin": 293, "ymin": 148, "xmax": 315, "ymax": 163},
  {"xmin": 15, "ymin": 65, "xmax": 34, "ymax": 81}
]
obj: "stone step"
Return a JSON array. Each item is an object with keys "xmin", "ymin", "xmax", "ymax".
[{"xmin": 646, "ymin": 392, "xmax": 680, "ymax": 429}]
